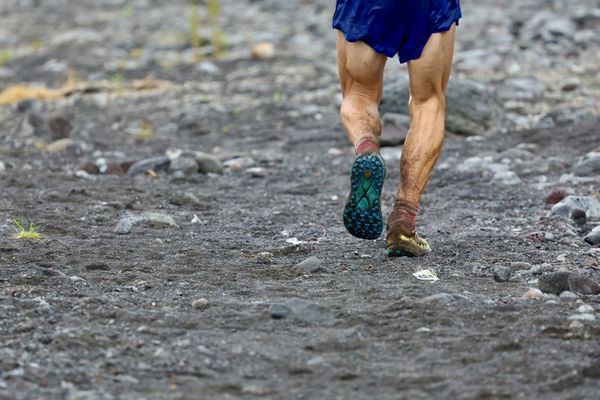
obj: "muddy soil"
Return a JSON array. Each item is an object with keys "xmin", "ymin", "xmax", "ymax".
[{"xmin": 1, "ymin": 1, "xmax": 599, "ymax": 399}]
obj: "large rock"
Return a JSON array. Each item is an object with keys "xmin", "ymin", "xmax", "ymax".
[
  {"xmin": 550, "ymin": 195, "xmax": 600, "ymax": 221},
  {"xmin": 379, "ymin": 76, "xmax": 505, "ymax": 136}
]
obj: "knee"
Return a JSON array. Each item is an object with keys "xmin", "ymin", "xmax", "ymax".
[{"xmin": 409, "ymin": 91, "xmax": 446, "ymax": 115}]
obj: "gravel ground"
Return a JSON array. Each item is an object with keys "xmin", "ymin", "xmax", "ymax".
[{"xmin": 1, "ymin": 1, "xmax": 599, "ymax": 399}]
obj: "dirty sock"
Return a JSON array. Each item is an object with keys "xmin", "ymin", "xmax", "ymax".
[
  {"xmin": 387, "ymin": 199, "xmax": 419, "ymax": 236},
  {"xmin": 355, "ymin": 137, "xmax": 379, "ymax": 155}
]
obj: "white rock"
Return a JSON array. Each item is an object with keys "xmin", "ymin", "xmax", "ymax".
[
  {"xmin": 522, "ymin": 288, "xmax": 543, "ymax": 300},
  {"xmin": 568, "ymin": 313, "xmax": 596, "ymax": 321},
  {"xmin": 576, "ymin": 304, "xmax": 594, "ymax": 313}
]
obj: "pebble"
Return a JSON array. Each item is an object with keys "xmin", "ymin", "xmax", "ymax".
[
  {"xmin": 270, "ymin": 299, "xmax": 335, "ymax": 325},
  {"xmin": 522, "ymin": 288, "xmax": 544, "ymax": 300},
  {"xmin": 47, "ymin": 115, "xmax": 73, "ymax": 140},
  {"xmin": 493, "ymin": 266, "xmax": 512, "ymax": 282},
  {"xmin": 269, "ymin": 304, "xmax": 292, "ymax": 319},
  {"xmin": 45, "ymin": 138, "xmax": 74, "ymax": 153},
  {"xmin": 194, "ymin": 152, "xmax": 224, "ymax": 174},
  {"xmin": 168, "ymin": 156, "xmax": 198, "ymax": 175},
  {"xmin": 421, "ymin": 293, "xmax": 455, "ymax": 304},
  {"xmin": 196, "ymin": 60, "xmax": 220, "ymax": 75},
  {"xmin": 559, "ymin": 291, "xmax": 579, "ymax": 300},
  {"xmin": 114, "ymin": 212, "xmax": 179, "ymax": 234},
  {"xmin": 545, "ymin": 187, "xmax": 574, "ymax": 205},
  {"xmin": 126, "ymin": 156, "xmax": 171, "ymax": 176},
  {"xmin": 246, "ymin": 167, "xmax": 267, "ymax": 177},
  {"xmin": 573, "ymin": 152, "xmax": 600, "ymax": 177},
  {"xmin": 0, "ymin": 160, "xmax": 5, "ymax": 173},
  {"xmin": 223, "ymin": 156, "xmax": 255, "ymax": 172},
  {"xmin": 576, "ymin": 304, "xmax": 594, "ymax": 313},
  {"xmin": 567, "ymin": 274, "xmax": 600, "ymax": 295},
  {"xmin": 497, "ymin": 76, "xmax": 546, "ymax": 100},
  {"xmin": 251, "ymin": 42, "xmax": 275, "ymax": 59},
  {"xmin": 77, "ymin": 161, "xmax": 99, "ymax": 175},
  {"xmin": 567, "ymin": 313, "xmax": 596, "ymax": 321},
  {"xmin": 550, "ymin": 195, "xmax": 600, "ymax": 220},
  {"xmin": 492, "ymin": 170, "xmax": 521, "ymax": 185},
  {"xmin": 570, "ymin": 209, "xmax": 587, "ymax": 225},
  {"xmin": 105, "ymin": 162, "xmax": 125, "ymax": 176},
  {"xmin": 294, "ymin": 256, "xmax": 322, "ymax": 271},
  {"xmin": 538, "ymin": 272, "xmax": 572, "ymax": 295},
  {"xmin": 191, "ymin": 298, "xmax": 209, "ymax": 310},
  {"xmin": 584, "ymin": 226, "xmax": 600, "ymax": 246}
]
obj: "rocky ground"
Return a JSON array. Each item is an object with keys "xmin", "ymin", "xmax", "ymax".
[{"xmin": 1, "ymin": 0, "xmax": 600, "ymax": 399}]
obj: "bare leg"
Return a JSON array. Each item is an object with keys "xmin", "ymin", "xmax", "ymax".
[
  {"xmin": 400, "ymin": 25, "xmax": 456, "ymax": 203},
  {"xmin": 337, "ymin": 32, "xmax": 388, "ymax": 239},
  {"xmin": 336, "ymin": 31, "xmax": 387, "ymax": 153},
  {"xmin": 386, "ymin": 25, "xmax": 457, "ymax": 256}
]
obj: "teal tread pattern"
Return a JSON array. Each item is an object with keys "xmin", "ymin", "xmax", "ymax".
[{"xmin": 343, "ymin": 153, "xmax": 385, "ymax": 240}]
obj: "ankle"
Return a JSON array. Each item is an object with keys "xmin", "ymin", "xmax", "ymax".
[
  {"xmin": 387, "ymin": 199, "xmax": 420, "ymax": 234},
  {"xmin": 355, "ymin": 138, "xmax": 380, "ymax": 155}
]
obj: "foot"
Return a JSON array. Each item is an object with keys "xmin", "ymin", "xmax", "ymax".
[
  {"xmin": 386, "ymin": 230, "xmax": 431, "ymax": 257},
  {"xmin": 343, "ymin": 152, "xmax": 385, "ymax": 240},
  {"xmin": 386, "ymin": 199, "xmax": 430, "ymax": 256}
]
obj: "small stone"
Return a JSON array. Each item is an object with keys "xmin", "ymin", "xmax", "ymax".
[
  {"xmin": 538, "ymin": 272, "xmax": 571, "ymax": 294},
  {"xmin": 114, "ymin": 212, "xmax": 178, "ymax": 234},
  {"xmin": 567, "ymin": 274, "xmax": 600, "ymax": 295},
  {"xmin": 47, "ymin": 115, "xmax": 73, "ymax": 140},
  {"xmin": 421, "ymin": 293, "xmax": 455, "ymax": 304},
  {"xmin": 251, "ymin": 42, "xmax": 275, "ymax": 59},
  {"xmin": 576, "ymin": 304, "xmax": 594, "ymax": 313},
  {"xmin": 584, "ymin": 226, "xmax": 600, "ymax": 246},
  {"xmin": 492, "ymin": 170, "xmax": 521, "ymax": 185},
  {"xmin": 569, "ymin": 320, "xmax": 584, "ymax": 330},
  {"xmin": 168, "ymin": 156, "xmax": 198, "ymax": 175},
  {"xmin": 191, "ymin": 298, "xmax": 209, "ymax": 310},
  {"xmin": 224, "ymin": 156, "xmax": 255, "ymax": 172},
  {"xmin": 126, "ymin": 156, "xmax": 171, "ymax": 176},
  {"xmin": 77, "ymin": 161, "xmax": 99, "ymax": 175},
  {"xmin": 567, "ymin": 313, "xmax": 595, "ymax": 321},
  {"xmin": 105, "ymin": 162, "xmax": 125, "ymax": 175},
  {"xmin": 570, "ymin": 209, "xmax": 586, "ymax": 225},
  {"xmin": 559, "ymin": 291, "xmax": 578, "ymax": 300},
  {"xmin": 294, "ymin": 256, "xmax": 322, "ymax": 271},
  {"xmin": 45, "ymin": 138, "xmax": 74, "ymax": 153},
  {"xmin": 493, "ymin": 266, "xmax": 512, "ymax": 282},
  {"xmin": 196, "ymin": 61, "xmax": 220, "ymax": 75},
  {"xmin": 269, "ymin": 304, "xmax": 292, "ymax": 319},
  {"xmin": 545, "ymin": 187, "xmax": 574, "ymax": 205},
  {"xmin": 246, "ymin": 167, "xmax": 267, "ymax": 177},
  {"xmin": 573, "ymin": 152, "xmax": 600, "ymax": 177},
  {"xmin": 193, "ymin": 152, "xmax": 223, "ymax": 174},
  {"xmin": 522, "ymin": 288, "xmax": 544, "ymax": 300}
]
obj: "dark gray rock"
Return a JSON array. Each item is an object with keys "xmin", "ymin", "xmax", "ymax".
[
  {"xmin": 421, "ymin": 293, "xmax": 455, "ymax": 305},
  {"xmin": 493, "ymin": 266, "xmax": 512, "ymax": 282},
  {"xmin": 585, "ymin": 226, "xmax": 600, "ymax": 246},
  {"xmin": 380, "ymin": 77, "xmax": 505, "ymax": 136},
  {"xmin": 380, "ymin": 113, "xmax": 410, "ymax": 147},
  {"xmin": 194, "ymin": 152, "xmax": 224, "ymax": 174},
  {"xmin": 539, "ymin": 272, "xmax": 600, "ymax": 295},
  {"xmin": 126, "ymin": 156, "xmax": 171, "ymax": 176},
  {"xmin": 538, "ymin": 272, "xmax": 572, "ymax": 295}
]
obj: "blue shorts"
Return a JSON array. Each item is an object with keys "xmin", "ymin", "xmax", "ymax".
[{"xmin": 333, "ymin": 0, "xmax": 462, "ymax": 63}]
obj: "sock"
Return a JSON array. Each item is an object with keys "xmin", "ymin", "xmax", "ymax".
[
  {"xmin": 355, "ymin": 137, "xmax": 379, "ymax": 155},
  {"xmin": 387, "ymin": 199, "xmax": 419, "ymax": 236}
]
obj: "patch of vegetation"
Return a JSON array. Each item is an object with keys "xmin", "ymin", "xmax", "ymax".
[
  {"xmin": 0, "ymin": 50, "xmax": 11, "ymax": 66},
  {"xmin": 189, "ymin": 0, "xmax": 227, "ymax": 56},
  {"xmin": 13, "ymin": 219, "xmax": 42, "ymax": 240}
]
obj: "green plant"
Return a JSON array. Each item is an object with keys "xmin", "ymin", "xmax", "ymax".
[
  {"xmin": 13, "ymin": 219, "xmax": 42, "ymax": 240},
  {"xmin": 0, "ymin": 50, "xmax": 11, "ymax": 66},
  {"xmin": 188, "ymin": 0, "xmax": 227, "ymax": 55},
  {"xmin": 189, "ymin": 0, "xmax": 201, "ymax": 49}
]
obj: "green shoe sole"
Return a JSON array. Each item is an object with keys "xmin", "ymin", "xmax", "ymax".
[{"xmin": 343, "ymin": 153, "xmax": 385, "ymax": 240}]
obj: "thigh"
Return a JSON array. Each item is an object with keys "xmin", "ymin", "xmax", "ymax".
[
  {"xmin": 336, "ymin": 31, "xmax": 387, "ymax": 100},
  {"xmin": 407, "ymin": 24, "xmax": 456, "ymax": 103}
]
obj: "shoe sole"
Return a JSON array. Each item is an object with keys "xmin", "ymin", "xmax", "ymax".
[{"xmin": 343, "ymin": 153, "xmax": 385, "ymax": 240}]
